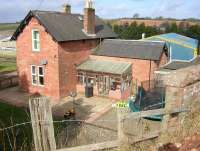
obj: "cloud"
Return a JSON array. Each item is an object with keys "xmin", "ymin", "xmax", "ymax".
[
  {"xmin": 0, "ymin": 0, "xmax": 199, "ymax": 22},
  {"xmin": 164, "ymin": 0, "xmax": 184, "ymax": 11}
]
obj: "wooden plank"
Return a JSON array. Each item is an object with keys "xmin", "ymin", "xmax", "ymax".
[
  {"xmin": 57, "ymin": 141, "xmax": 119, "ymax": 151},
  {"xmin": 56, "ymin": 130, "xmax": 160, "ymax": 151},
  {"xmin": 29, "ymin": 97, "xmax": 56, "ymax": 151},
  {"xmin": 124, "ymin": 108, "xmax": 189, "ymax": 120}
]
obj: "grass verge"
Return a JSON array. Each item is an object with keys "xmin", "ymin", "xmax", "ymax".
[{"xmin": 0, "ymin": 101, "xmax": 32, "ymax": 151}]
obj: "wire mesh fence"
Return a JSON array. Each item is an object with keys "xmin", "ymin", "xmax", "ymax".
[{"xmin": 0, "ymin": 107, "xmax": 162, "ymax": 151}]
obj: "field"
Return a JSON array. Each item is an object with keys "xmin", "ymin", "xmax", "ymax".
[
  {"xmin": 0, "ymin": 23, "xmax": 19, "ymax": 31},
  {"xmin": 0, "ymin": 51, "xmax": 16, "ymax": 73}
]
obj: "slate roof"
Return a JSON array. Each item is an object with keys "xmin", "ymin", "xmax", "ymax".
[
  {"xmin": 162, "ymin": 61, "xmax": 192, "ymax": 70},
  {"xmin": 77, "ymin": 59, "xmax": 132, "ymax": 75},
  {"xmin": 146, "ymin": 33, "xmax": 198, "ymax": 61},
  {"xmin": 161, "ymin": 56, "xmax": 200, "ymax": 70},
  {"xmin": 11, "ymin": 10, "xmax": 117, "ymax": 42},
  {"xmin": 93, "ymin": 39, "xmax": 166, "ymax": 61}
]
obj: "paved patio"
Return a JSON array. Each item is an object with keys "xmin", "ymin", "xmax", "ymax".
[{"xmin": 0, "ymin": 87, "xmax": 115, "ymax": 122}]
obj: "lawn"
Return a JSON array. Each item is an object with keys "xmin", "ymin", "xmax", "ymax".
[{"xmin": 0, "ymin": 51, "xmax": 16, "ymax": 73}]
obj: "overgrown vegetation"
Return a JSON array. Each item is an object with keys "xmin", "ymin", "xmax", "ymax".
[
  {"xmin": 159, "ymin": 102, "xmax": 200, "ymax": 145},
  {"xmin": 109, "ymin": 21, "xmax": 200, "ymax": 40},
  {"xmin": 0, "ymin": 101, "xmax": 32, "ymax": 151}
]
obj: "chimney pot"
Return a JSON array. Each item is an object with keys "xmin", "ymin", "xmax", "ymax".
[{"xmin": 63, "ymin": 4, "xmax": 71, "ymax": 14}]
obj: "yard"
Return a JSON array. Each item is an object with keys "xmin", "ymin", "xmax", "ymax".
[{"xmin": 0, "ymin": 51, "xmax": 16, "ymax": 73}]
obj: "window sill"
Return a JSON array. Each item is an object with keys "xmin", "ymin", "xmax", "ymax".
[{"xmin": 31, "ymin": 84, "xmax": 45, "ymax": 87}]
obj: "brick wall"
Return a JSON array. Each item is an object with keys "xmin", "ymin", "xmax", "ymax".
[
  {"xmin": 91, "ymin": 51, "xmax": 167, "ymax": 85},
  {"xmin": 58, "ymin": 39, "xmax": 99, "ymax": 98},
  {"xmin": 16, "ymin": 17, "xmax": 100, "ymax": 101},
  {"xmin": 16, "ymin": 17, "xmax": 61, "ymax": 100}
]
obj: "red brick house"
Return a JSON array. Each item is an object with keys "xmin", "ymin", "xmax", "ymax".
[
  {"xmin": 77, "ymin": 39, "xmax": 168, "ymax": 99},
  {"xmin": 11, "ymin": 1, "xmax": 117, "ymax": 101}
]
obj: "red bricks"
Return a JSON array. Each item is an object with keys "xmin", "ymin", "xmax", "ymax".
[
  {"xmin": 16, "ymin": 16, "xmax": 167, "ymax": 101},
  {"xmin": 16, "ymin": 17, "xmax": 99, "ymax": 101},
  {"xmin": 91, "ymin": 52, "xmax": 167, "ymax": 85},
  {"xmin": 58, "ymin": 39, "xmax": 99, "ymax": 98},
  {"xmin": 84, "ymin": 8, "xmax": 95, "ymax": 35}
]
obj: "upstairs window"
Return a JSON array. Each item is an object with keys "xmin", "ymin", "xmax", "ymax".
[{"xmin": 32, "ymin": 29, "xmax": 40, "ymax": 51}]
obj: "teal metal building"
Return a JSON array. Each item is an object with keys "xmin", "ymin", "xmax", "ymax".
[{"xmin": 146, "ymin": 33, "xmax": 198, "ymax": 61}]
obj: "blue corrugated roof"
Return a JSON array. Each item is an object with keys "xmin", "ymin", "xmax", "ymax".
[{"xmin": 146, "ymin": 33, "xmax": 198, "ymax": 61}]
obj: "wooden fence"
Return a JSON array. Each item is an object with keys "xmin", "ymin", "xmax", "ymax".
[
  {"xmin": 29, "ymin": 97, "xmax": 188, "ymax": 151},
  {"xmin": 0, "ymin": 75, "xmax": 18, "ymax": 90}
]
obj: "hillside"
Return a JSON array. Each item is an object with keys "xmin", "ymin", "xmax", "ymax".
[{"xmin": 106, "ymin": 18, "xmax": 200, "ymax": 28}]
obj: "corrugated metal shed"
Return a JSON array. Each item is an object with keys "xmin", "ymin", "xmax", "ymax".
[
  {"xmin": 146, "ymin": 33, "xmax": 198, "ymax": 61},
  {"xmin": 77, "ymin": 59, "xmax": 132, "ymax": 75}
]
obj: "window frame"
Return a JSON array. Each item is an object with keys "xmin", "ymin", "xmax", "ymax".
[
  {"xmin": 31, "ymin": 65, "xmax": 37, "ymax": 86},
  {"xmin": 38, "ymin": 66, "xmax": 44, "ymax": 86},
  {"xmin": 32, "ymin": 29, "xmax": 40, "ymax": 52},
  {"xmin": 77, "ymin": 72, "xmax": 85, "ymax": 85},
  {"xmin": 31, "ymin": 65, "xmax": 45, "ymax": 87}
]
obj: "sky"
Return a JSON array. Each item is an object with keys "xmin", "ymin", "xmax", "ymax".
[{"xmin": 0, "ymin": 0, "xmax": 200, "ymax": 23}]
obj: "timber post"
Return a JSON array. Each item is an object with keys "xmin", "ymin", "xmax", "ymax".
[
  {"xmin": 117, "ymin": 108, "xmax": 129, "ymax": 145},
  {"xmin": 29, "ymin": 96, "xmax": 56, "ymax": 151}
]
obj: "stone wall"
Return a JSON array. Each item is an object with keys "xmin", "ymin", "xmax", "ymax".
[
  {"xmin": 162, "ymin": 64, "xmax": 200, "ymax": 110},
  {"xmin": 159, "ymin": 64, "xmax": 200, "ymax": 142}
]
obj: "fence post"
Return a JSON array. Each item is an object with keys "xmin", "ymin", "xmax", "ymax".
[
  {"xmin": 29, "ymin": 96, "xmax": 56, "ymax": 151},
  {"xmin": 117, "ymin": 108, "xmax": 129, "ymax": 145}
]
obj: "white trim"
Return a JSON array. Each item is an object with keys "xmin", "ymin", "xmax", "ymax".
[
  {"xmin": 38, "ymin": 66, "xmax": 45, "ymax": 87},
  {"xmin": 169, "ymin": 44, "xmax": 172, "ymax": 62},
  {"xmin": 32, "ymin": 29, "xmax": 40, "ymax": 52},
  {"xmin": 154, "ymin": 70, "xmax": 170, "ymax": 75},
  {"xmin": 169, "ymin": 59, "xmax": 191, "ymax": 63},
  {"xmin": 31, "ymin": 65, "xmax": 45, "ymax": 87},
  {"xmin": 105, "ymin": 39, "xmax": 165, "ymax": 44},
  {"xmin": 31, "ymin": 65, "xmax": 37, "ymax": 86}
]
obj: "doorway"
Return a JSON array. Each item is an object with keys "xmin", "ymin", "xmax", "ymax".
[{"xmin": 98, "ymin": 75, "xmax": 110, "ymax": 96}]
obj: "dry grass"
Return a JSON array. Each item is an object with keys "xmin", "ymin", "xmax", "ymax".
[
  {"xmin": 159, "ymin": 101, "xmax": 200, "ymax": 145},
  {"xmin": 105, "ymin": 101, "xmax": 200, "ymax": 151}
]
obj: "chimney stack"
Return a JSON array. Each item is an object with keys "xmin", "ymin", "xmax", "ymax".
[
  {"xmin": 63, "ymin": 4, "xmax": 71, "ymax": 14},
  {"xmin": 83, "ymin": 0, "xmax": 95, "ymax": 36}
]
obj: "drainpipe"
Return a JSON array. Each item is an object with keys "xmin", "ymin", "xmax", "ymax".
[{"xmin": 149, "ymin": 60, "xmax": 152, "ymax": 90}]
